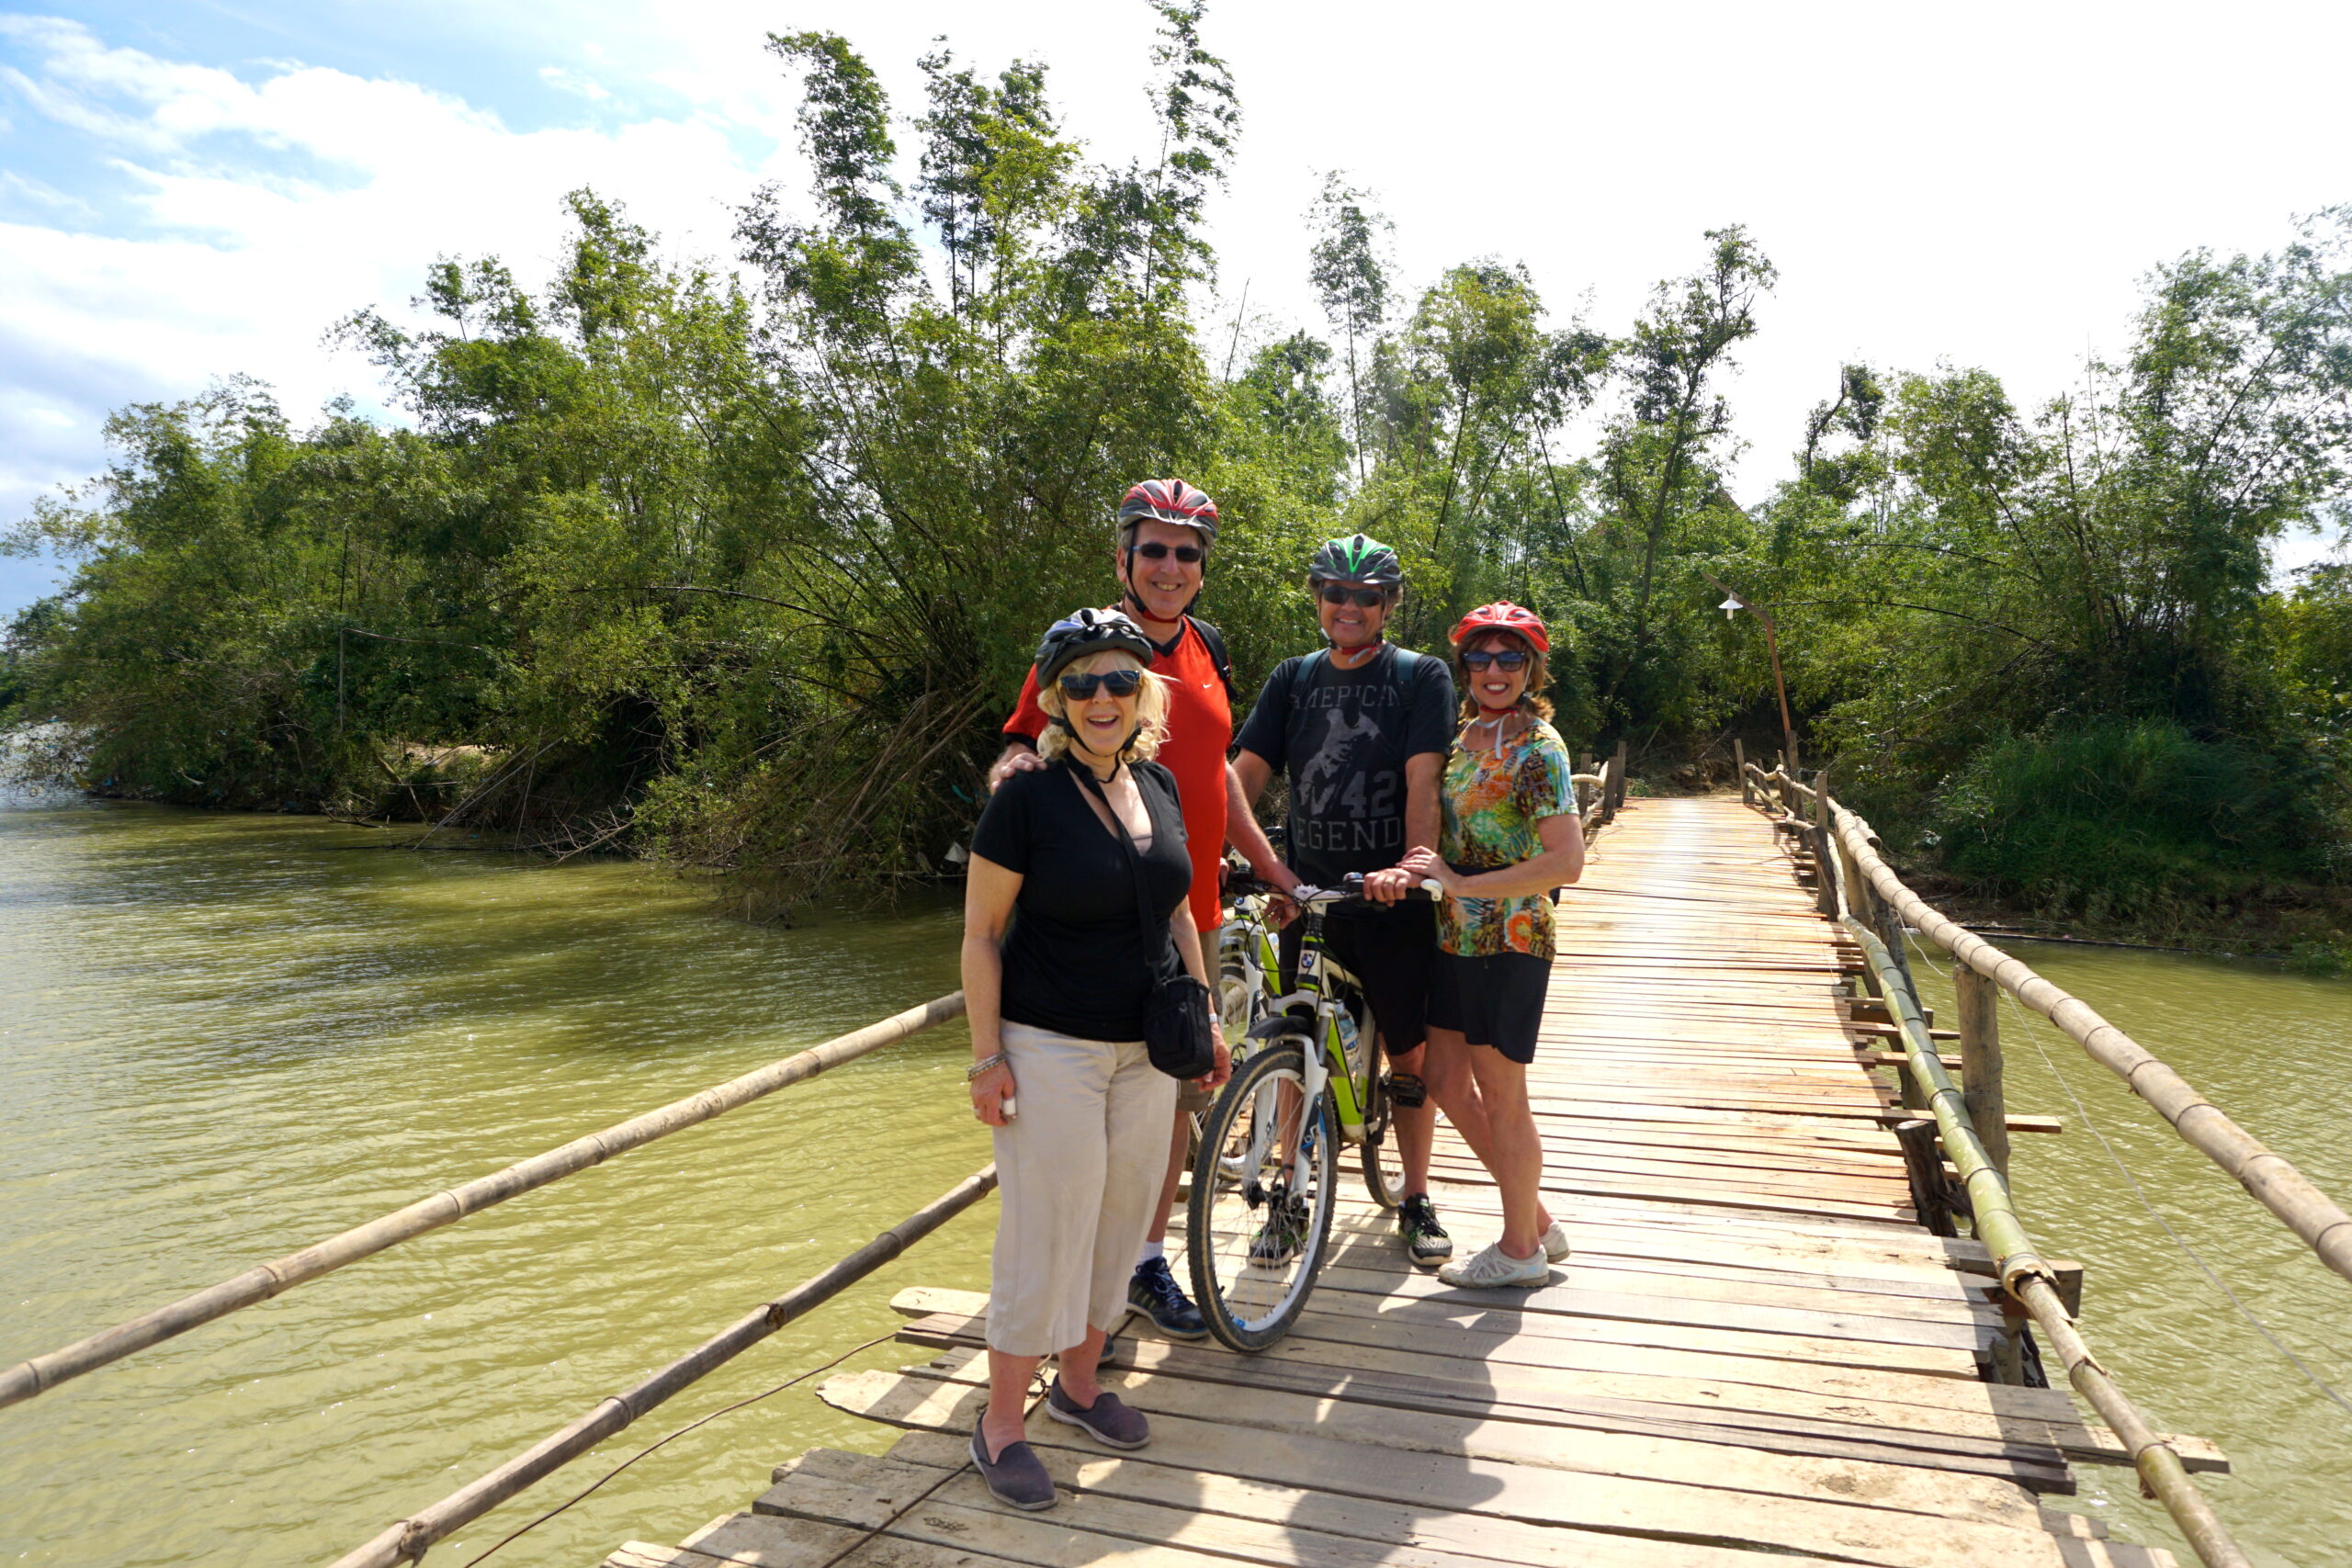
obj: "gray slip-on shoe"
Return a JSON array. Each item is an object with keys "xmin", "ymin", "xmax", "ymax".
[
  {"xmin": 969, "ymin": 1427, "xmax": 1057, "ymax": 1510},
  {"xmin": 1044, "ymin": 1379, "xmax": 1151, "ymax": 1450}
]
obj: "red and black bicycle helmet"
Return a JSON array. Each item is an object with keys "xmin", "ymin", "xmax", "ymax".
[
  {"xmin": 1117, "ymin": 479, "xmax": 1220, "ymax": 546},
  {"xmin": 1449, "ymin": 601, "xmax": 1551, "ymax": 654}
]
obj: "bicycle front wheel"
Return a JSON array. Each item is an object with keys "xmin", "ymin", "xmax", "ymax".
[{"xmin": 1184, "ymin": 1041, "xmax": 1336, "ymax": 1352}]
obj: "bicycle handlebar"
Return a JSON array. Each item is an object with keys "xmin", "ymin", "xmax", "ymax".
[{"xmin": 1227, "ymin": 873, "xmax": 1444, "ymax": 910}]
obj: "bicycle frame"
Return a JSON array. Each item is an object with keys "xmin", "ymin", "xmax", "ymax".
[{"xmin": 1280, "ymin": 922, "xmax": 1373, "ymax": 1134}]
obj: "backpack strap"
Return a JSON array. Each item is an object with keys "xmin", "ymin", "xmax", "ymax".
[{"xmin": 1186, "ymin": 615, "xmax": 1239, "ymax": 705}]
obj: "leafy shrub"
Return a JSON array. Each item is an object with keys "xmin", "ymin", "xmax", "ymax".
[{"xmin": 1928, "ymin": 720, "xmax": 2336, "ymax": 922}]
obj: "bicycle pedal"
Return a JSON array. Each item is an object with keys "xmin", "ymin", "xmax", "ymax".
[{"xmin": 1386, "ymin": 1072, "xmax": 1428, "ymax": 1109}]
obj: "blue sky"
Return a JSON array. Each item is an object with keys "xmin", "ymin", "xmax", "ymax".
[{"xmin": 5, "ymin": 0, "xmax": 2350, "ymax": 619}]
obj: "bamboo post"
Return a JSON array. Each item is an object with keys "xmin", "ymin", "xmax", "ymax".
[
  {"xmin": 1735, "ymin": 739, "xmax": 1749, "ymax": 805},
  {"xmin": 328, "ymin": 1166, "xmax": 1000, "ymax": 1568},
  {"xmin": 1894, "ymin": 1119, "xmax": 1957, "ymax": 1236},
  {"xmin": 1829, "ymin": 799, "xmax": 2352, "ymax": 1292},
  {"xmin": 1957, "ymin": 965, "xmax": 2010, "ymax": 1183},
  {"xmin": 0, "ymin": 991, "xmax": 969, "ymax": 1410},
  {"xmin": 1810, "ymin": 766, "xmax": 1840, "ymax": 919},
  {"xmin": 1609, "ymin": 739, "xmax": 1628, "ymax": 812}
]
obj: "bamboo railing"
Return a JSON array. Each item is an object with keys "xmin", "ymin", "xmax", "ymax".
[
  {"xmin": 1747, "ymin": 764, "xmax": 2270, "ymax": 1568},
  {"xmin": 0, "ymin": 990, "xmax": 967, "ymax": 1409},
  {"xmin": 329, "ymin": 1165, "xmax": 999, "ymax": 1568},
  {"xmin": 1756, "ymin": 763, "xmax": 2352, "ymax": 1287}
]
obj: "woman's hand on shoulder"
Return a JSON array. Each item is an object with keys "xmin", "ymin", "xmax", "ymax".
[{"xmin": 1398, "ymin": 846, "xmax": 1454, "ymax": 895}]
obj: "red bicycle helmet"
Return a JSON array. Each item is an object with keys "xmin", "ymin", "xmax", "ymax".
[
  {"xmin": 1450, "ymin": 601, "xmax": 1551, "ymax": 654},
  {"xmin": 1118, "ymin": 479, "xmax": 1220, "ymax": 545}
]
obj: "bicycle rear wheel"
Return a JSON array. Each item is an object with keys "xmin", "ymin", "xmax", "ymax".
[
  {"xmin": 1185, "ymin": 1041, "xmax": 1336, "ymax": 1352},
  {"xmin": 1360, "ymin": 1068, "xmax": 1408, "ymax": 1210}
]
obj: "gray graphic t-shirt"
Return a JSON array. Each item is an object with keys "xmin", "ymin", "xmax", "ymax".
[{"xmin": 1234, "ymin": 645, "xmax": 1456, "ymax": 887}]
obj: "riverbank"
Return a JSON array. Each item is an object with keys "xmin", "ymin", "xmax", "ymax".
[{"xmin": 1894, "ymin": 864, "xmax": 2352, "ymax": 973}]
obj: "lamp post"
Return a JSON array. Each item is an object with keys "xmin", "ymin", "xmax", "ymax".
[{"xmin": 1709, "ymin": 576, "xmax": 1799, "ymax": 774}]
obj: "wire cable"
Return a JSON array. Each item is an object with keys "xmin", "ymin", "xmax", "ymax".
[
  {"xmin": 1902, "ymin": 932, "xmax": 2352, "ymax": 1420},
  {"xmin": 458, "ymin": 1330, "xmax": 901, "ymax": 1565}
]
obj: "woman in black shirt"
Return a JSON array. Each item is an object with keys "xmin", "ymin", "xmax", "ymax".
[{"xmin": 960, "ymin": 609, "xmax": 1229, "ymax": 1509}]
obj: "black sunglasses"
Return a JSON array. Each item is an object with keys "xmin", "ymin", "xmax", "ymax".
[
  {"xmin": 1058, "ymin": 668, "xmax": 1144, "ymax": 699},
  {"xmin": 1317, "ymin": 584, "xmax": 1388, "ymax": 609},
  {"xmin": 1461, "ymin": 649, "xmax": 1530, "ymax": 671},
  {"xmin": 1131, "ymin": 541, "xmax": 1204, "ymax": 564}
]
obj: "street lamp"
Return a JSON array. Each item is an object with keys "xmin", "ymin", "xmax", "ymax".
[{"xmin": 1709, "ymin": 578, "xmax": 1799, "ymax": 774}]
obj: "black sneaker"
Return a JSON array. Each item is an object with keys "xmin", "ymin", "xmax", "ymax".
[
  {"xmin": 1397, "ymin": 1192, "xmax": 1453, "ymax": 1270},
  {"xmin": 1249, "ymin": 1186, "xmax": 1306, "ymax": 1266},
  {"xmin": 1127, "ymin": 1257, "xmax": 1209, "ymax": 1339}
]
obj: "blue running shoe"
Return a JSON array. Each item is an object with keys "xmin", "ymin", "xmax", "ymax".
[{"xmin": 1127, "ymin": 1257, "xmax": 1210, "ymax": 1339}]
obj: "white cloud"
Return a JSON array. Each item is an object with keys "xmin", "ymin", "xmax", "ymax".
[
  {"xmin": 0, "ymin": 15, "xmax": 806, "ymax": 611},
  {"xmin": 537, "ymin": 66, "xmax": 612, "ymax": 103}
]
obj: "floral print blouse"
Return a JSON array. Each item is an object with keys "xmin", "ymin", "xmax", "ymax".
[{"xmin": 1436, "ymin": 717, "xmax": 1577, "ymax": 959}]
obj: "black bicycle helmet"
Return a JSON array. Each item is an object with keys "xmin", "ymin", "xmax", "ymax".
[
  {"xmin": 1034, "ymin": 606, "xmax": 1157, "ymax": 685},
  {"xmin": 1307, "ymin": 532, "xmax": 1402, "ymax": 587}
]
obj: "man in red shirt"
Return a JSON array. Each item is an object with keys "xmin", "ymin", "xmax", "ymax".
[{"xmin": 988, "ymin": 479, "xmax": 1296, "ymax": 1338}]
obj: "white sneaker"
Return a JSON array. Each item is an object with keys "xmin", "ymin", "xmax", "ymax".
[
  {"xmin": 1539, "ymin": 1220, "xmax": 1572, "ymax": 1263},
  {"xmin": 1438, "ymin": 1241, "xmax": 1551, "ymax": 1289}
]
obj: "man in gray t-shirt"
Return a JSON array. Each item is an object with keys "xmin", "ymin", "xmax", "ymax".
[{"xmin": 1231, "ymin": 532, "xmax": 1484, "ymax": 1270}]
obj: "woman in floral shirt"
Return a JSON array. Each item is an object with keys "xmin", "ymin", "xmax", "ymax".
[{"xmin": 1402, "ymin": 603, "xmax": 1587, "ymax": 1288}]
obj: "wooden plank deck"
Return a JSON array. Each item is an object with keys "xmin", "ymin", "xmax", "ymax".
[{"xmin": 602, "ymin": 795, "xmax": 2174, "ymax": 1568}]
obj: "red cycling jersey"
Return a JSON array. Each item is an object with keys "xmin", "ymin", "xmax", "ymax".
[{"xmin": 1004, "ymin": 617, "xmax": 1232, "ymax": 936}]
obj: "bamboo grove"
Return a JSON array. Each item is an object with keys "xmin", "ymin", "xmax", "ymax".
[{"xmin": 5, "ymin": 5, "xmax": 2350, "ymax": 952}]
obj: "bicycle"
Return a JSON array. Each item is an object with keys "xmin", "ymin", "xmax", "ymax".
[
  {"xmin": 1215, "ymin": 875, "xmax": 1283, "ymax": 1046},
  {"xmin": 1184, "ymin": 874, "xmax": 1439, "ymax": 1351}
]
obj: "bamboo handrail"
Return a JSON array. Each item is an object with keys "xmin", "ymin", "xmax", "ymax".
[
  {"xmin": 0, "ymin": 990, "xmax": 968, "ymax": 1410},
  {"xmin": 328, "ymin": 1163, "xmax": 999, "ymax": 1568},
  {"xmin": 1819, "ymin": 796, "xmax": 2352, "ymax": 1289},
  {"xmin": 1803, "ymin": 784, "xmax": 2251, "ymax": 1567}
]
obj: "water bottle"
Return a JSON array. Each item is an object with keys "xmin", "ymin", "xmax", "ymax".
[{"xmin": 1334, "ymin": 1003, "xmax": 1363, "ymax": 1078}]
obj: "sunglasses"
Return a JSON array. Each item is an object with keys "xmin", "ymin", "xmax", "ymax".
[
  {"xmin": 1131, "ymin": 542, "xmax": 1204, "ymax": 564},
  {"xmin": 1461, "ymin": 649, "xmax": 1530, "ymax": 671},
  {"xmin": 1317, "ymin": 584, "xmax": 1388, "ymax": 609},
  {"xmin": 1058, "ymin": 668, "xmax": 1144, "ymax": 699}
]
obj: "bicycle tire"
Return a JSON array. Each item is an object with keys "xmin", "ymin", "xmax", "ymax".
[
  {"xmin": 1360, "ymin": 1068, "xmax": 1408, "ymax": 1211},
  {"xmin": 1198, "ymin": 961, "xmax": 1268, "ymax": 1169},
  {"xmin": 1217, "ymin": 960, "xmax": 1272, "ymax": 1044},
  {"xmin": 1184, "ymin": 1041, "xmax": 1336, "ymax": 1353}
]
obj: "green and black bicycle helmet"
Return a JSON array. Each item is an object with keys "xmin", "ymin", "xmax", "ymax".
[
  {"xmin": 1307, "ymin": 532, "xmax": 1402, "ymax": 588},
  {"xmin": 1034, "ymin": 606, "xmax": 1157, "ymax": 685}
]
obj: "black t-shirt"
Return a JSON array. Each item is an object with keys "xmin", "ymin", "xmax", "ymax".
[
  {"xmin": 1233, "ymin": 644, "xmax": 1456, "ymax": 887},
  {"xmin": 969, "ymin": 760, "xmax": 1193, "ymax": 1042}
]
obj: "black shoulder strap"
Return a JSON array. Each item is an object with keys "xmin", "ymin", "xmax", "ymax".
[
  {"xmin": 1186, "ymin": 615, "xmax": 1238, "ymax": 704},
  {"xmin": 1067, "ymin": 761, "xmax": 1173, "ymax": 979}
]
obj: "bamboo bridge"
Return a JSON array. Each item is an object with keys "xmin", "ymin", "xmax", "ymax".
[{"xmin": 6, "ymin": 765, "xmax": 2344, "ymax": 1568}]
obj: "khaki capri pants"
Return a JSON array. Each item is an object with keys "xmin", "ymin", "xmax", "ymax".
[{"xmin": 988, "ymin": 1021, "xmax": 1177, "ymax": 1356}]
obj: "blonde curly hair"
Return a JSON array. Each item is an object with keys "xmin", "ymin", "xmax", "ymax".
[{"xmin": 1035, "ymin": 649, "xmax": 1170, "ymax": 764}]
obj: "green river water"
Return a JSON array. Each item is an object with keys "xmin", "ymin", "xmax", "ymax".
[{"xmin": 0, "ymin": 798, "xmax": 2345, "ymax": 1566}]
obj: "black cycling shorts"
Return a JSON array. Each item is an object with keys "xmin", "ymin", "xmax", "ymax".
[
  {"xmin": 1427, "ymin": 950, "xmax": 1553, "ymax": 1065},
  {"xmin": 1279, "ymin": 898, "xmax": 1435, "ymax": 1056}
]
